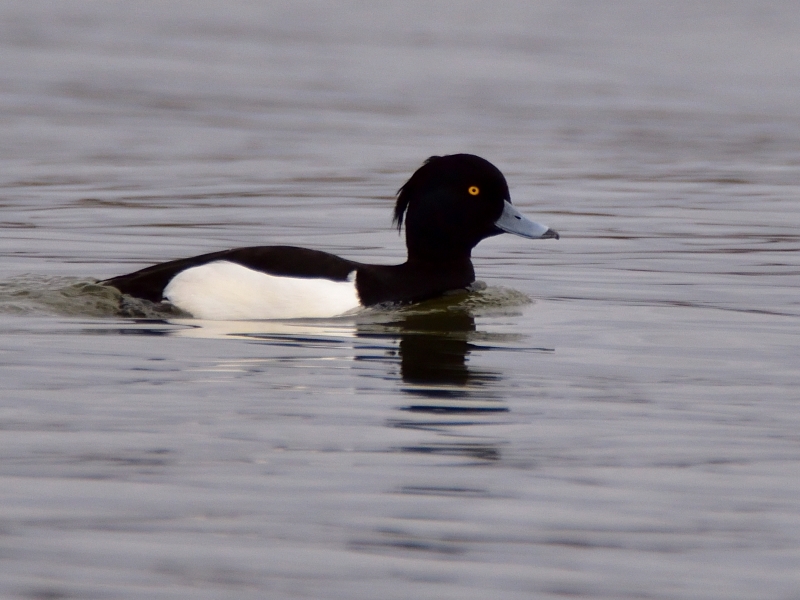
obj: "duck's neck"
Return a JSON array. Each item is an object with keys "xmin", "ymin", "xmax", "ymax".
[
  {"xmin": 395, "ymin": 254, "xmax": 476, "ymax": 300},
  {"xmin": 355, "ymin": 255, "xmax": 475, "ymax": 306},
  {"xmin": 404, "ymin": 254, "xmax": 474, "ymax": 277}
]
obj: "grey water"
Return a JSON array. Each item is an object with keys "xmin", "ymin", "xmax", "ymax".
[{"xmin": 2, "ymin": 2, "xmax": 800, "ymax": 598}]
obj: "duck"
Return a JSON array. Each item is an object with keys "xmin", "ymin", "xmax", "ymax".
[{"xmin": 102, "ymin": 154, "xmax": 559, "ymax": 320}]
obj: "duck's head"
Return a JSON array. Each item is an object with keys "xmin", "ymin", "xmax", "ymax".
[{"xmin": 393, "ymin": 154, "xmax": 558, "ymax": 262}]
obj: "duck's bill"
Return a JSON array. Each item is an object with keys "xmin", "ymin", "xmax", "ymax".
[{"xmin": 494, "ymin": 201, "xmax": 559, "ymax": 240}]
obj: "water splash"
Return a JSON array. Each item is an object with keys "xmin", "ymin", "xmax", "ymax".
[
  {"xmin": 0, "ymin": 275, "xmax": 186, "ymax": 319},
  {"xmin": 369, "ymin": 282, "xmax": 532, "ymax": 318}
]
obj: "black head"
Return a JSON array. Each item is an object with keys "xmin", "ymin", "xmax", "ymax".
[{"xmin": 393, "ymin": 154, "xmax": 512, "ymax": 262}]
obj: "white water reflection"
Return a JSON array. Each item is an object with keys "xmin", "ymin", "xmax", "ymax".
[{"xmin": 169, "ymin": 317, "xmax": 359, "ymax": 340}]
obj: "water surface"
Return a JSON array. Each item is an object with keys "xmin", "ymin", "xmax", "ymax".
[{"xmin": 2, "ymin": 2, "xmax": 800, "ymax": 599}]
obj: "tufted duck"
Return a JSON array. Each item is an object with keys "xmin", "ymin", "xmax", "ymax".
[{"xmin": 103, "ymin": 154, "xmax": 558, "ymax": 319}]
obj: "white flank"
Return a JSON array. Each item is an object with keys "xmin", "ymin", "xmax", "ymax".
[{"xmin": 163, "ymin": 261, "xmax": 361, "ymax": 320}]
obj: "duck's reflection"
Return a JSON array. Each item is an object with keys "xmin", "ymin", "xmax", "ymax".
[
  {"xmin": 359, "ymin": 309, "xmax": 502, "ymax": 399},
  {"xmin": 160, "ymin": 307, "xmax": 506, "ymax": 397},
  {"xmin": 163, "ymin": 306, "xmax": 504, "ymax": 394},
  {"xmin": 395, "ymin": 310, "xmax": 481, "ymax": 387},
  {"xmin": 355, "ymin": 307, "xmax": 509, "ymax": 464},
  {"xmin": 93, "ymin": 284, "xmax": 550, "ymax": 474},
  {"xmin": 155, "ymin": 304, "xmax": 511, "ymax": 461}
]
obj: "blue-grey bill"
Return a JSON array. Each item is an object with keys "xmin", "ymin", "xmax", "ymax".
[{"xmin": 494, "ymin": 200, "xmax": 559, "ymax": 239}]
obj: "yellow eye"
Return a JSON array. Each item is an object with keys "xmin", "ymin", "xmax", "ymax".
[{"xmin": 468, "ymin": 186, "xmax": 480, "ymax": 196}]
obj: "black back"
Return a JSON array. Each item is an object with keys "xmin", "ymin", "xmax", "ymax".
[{"xmin": 104, "ymin": 246, "xmax": 358, "ymax": 303}]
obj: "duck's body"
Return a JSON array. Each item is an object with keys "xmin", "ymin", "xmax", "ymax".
[
  {"xmin": 106, "ymin": 246, "xmax": 477, "ymax": 320},
  {"xmin": 103, "ymin": 154, "xmax": 558, "ymax": 320}
]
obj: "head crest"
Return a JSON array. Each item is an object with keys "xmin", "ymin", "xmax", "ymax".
[{"xmin": 393, "ymin": 155, "xmax": 441, "ymax": 231}]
